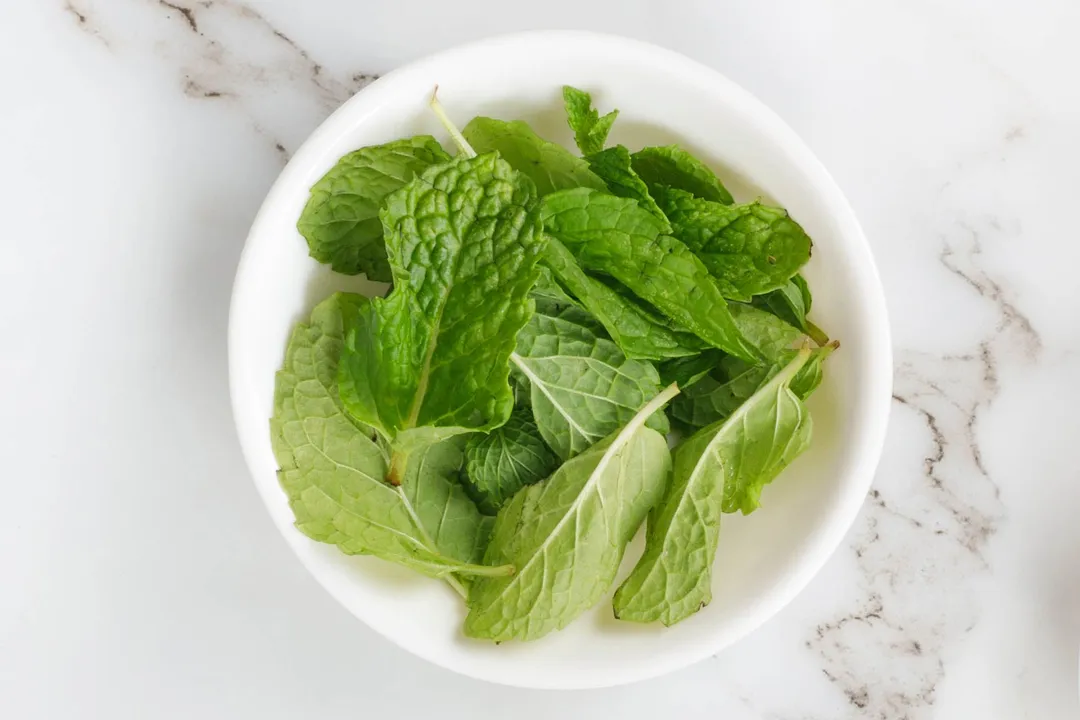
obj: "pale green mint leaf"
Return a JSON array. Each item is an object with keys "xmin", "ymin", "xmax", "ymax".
[
  {"xmin": 670, "ymin": 344, "xmax": 835, "ymax": 430},
  {"xmin": 464, "ymin": 385, "xmax": 678, "ymax": 641},
  {"xmin": 462, "ymin": 117, "xmax": 608, "ymax": 196},
  {"xmin": 788, "ymin": 342, "xmax": 833, "ymax": 398},
  {"xmin": 271, "ymin": 294, "xmax": 507, "ymax": 581},
  {"xmin": 630, "ymin": 145, "xmax": 734, "ymax": 204},
  {"xmin": 562, "ymin": 85, "xmax": 619, "ymax": 156},
  {"xmin": 336, "ymin": 152, "xmax": 544, "ymax": 464},
  {"xmin": 543, "ymin": 236, "xmax": 706, "ymax": 360},
  {"xmin": 540, "ymin": 188, "xmax": 759, "ymax": 362},
  {"xmin": 297, "ymin": 136, "xmax": 451, "ymax": 281},
  {"xmin": 401, "ymin": 435, "xmax": 495, "ymax": 565},
  {"xmin": 464, "ymin": 408, "xmax": 559, "ymax": 514},
  {"xmin": 752, "ymin": 276, "xmax": 830, "ymax": 345},
  {"xmin": 654, "ymin": 186, "xmax": 812, "ymax": 301},
  {"xmin": 512, "ymin": 299, "xmax": 669, "ymax": 460},
  {"xmin": 613, "ymin": 350, "xmax": 813, "ymax": 626}
]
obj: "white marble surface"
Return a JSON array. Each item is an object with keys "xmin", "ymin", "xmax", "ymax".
[{"xmin": 3, "ymin": 1, "xmax": 1080, "ymax": 717}]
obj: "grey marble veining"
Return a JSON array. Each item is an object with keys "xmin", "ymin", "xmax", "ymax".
[{"xmin": 64, "ymin": 0, "xmax": 379, "ymax": 159}]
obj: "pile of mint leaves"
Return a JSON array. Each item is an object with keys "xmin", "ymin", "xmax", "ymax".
[{"xmin": 271, "ymin": 86, "xmax": 836, "ymax": 641}]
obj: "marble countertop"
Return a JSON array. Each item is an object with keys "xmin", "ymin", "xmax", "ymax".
[{"xmin": 4, "ymin": 1, "xmax": 1080, "ymax": 717}]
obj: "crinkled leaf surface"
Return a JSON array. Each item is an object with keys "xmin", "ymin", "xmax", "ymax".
[
  {"xmin": 465, "ymin": 386, "xmax": 676, "ymax": 641},
  {"xmin": 512, "ymin": 299, "xmax": 668, "ymax": 460},
  {"xmin": 655, "ymin": 186, "xmax": 812, "ymax": 301},
  {"xmin": 297, "ymin": 136, "xmax": 451, "ymax": 281},
  {"xmin": 540, "ymin": 188, "xmax": 759, "ymax": 361},
  {"xmin": 337, "ymin": 152, "xmax": 543, "ymax": 454},
  {"xmin": 613, "ymin": 350, "xmax": 813, "ymax": 626},
  {"xmin": 464, "ymin": 408, "xmax": 559, "ymax": 515},
  {"xmin": 271, "ymin": 294, "xmax": 500, "ymax": 578},
  {"xmin": 543, "ymin": 235, "xmax": 705, "ymax": 360},
  {"xmin": 630, "ymin": 145, "xmax": 733, "ymax": 204},
  {"xmin": 462, "ymin": 117, "xmax": 608, "ymax": 196}
]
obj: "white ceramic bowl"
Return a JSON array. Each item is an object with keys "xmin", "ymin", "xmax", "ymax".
[{"xmin": 229, "ymin": 31, "xmax": 892, "ymax": 689}]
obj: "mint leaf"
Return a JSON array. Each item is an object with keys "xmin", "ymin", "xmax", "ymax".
[
  {"xmin": 531, "ymin": 264, "xmax": 580, "ymax": 307},
  {"xmin": 465, "ymin": 385, "xmax": 678, "ymax": 642},
  {"xmin": 793, "ymin": 273, "xmax": 813, "ymax": 312},
  {"xmin": 464, "ymin": 408, "xmax": 559, "ymax": 514},
  {"xmin": 613, "ymin": 350, "xmax": 813, "ymax": 626},
  {"xmin": 337, "ymin": 152, "xmax": 544, "ymax": 466},
  {"xmin": 271, "ymin": 294, "xmax": 509, "ymax": 585},
  {"xmin": 540, "ymin": 188, "xmax": 759, "ymax": 362},
  {"xmin": 560, "ymin": 88, "xmax": 671, "ymax": 226},
  {"xmin": 562, "ymin": 85, "xmax": 619, "ymax": 156},
  {"xmin": 753, "ymin": 276, "xmax": 829, "ymax": 345},
  {"xmin": 654, "ymin": 187, "xmax": 812, "ymax": 301},
  {"xmin": 730, "ymin": 303, "xmax": 805, "ymax": 357},
  {"xmin": 585, "ymin": 145, "xmax": 672, "ymax": 230},
  {"xmin": 401, "ymin": 435, "xmax": 495, "ymax": 566},
  {"xmin": 658, "ymin": 350, "xmax": 723, "ymax": 389},
  {"xmin": 631, "ymin": 145, "xmax": 733, "ymax": 204},
  {"xmin": 297, "ymin": 136, "xmax": 451, "ymax": 281},
  {"xmin": 670, "ymin": 343, "xmax": 835, "ymax": 430},
  {"xmin": 512, "ymin": 299, "xmax": 669, "ymax": 460},
  {"xmin": 543, "ymin": 236, "xmax": 706, "ymax": 360},
  {"xmin": 462, "ymin": 117, "xmax": 608, "ymax": 196}
]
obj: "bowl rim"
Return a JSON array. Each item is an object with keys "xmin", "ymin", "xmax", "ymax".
[{"xmin": 228, "ymin": 29, "xmax": 893, "ymax": 688}]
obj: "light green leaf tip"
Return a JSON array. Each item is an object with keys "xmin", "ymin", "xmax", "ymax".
[{"xmin": 613, "ymin": 348, "xmax": 814, "ymax": 626}]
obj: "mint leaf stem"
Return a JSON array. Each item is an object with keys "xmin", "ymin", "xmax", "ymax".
[{"xmin": 429, "ymin": 86, "xmax": 476, "ymax": 157}]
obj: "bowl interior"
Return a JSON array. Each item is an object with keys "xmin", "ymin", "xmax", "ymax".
[{"xmin": 229, "ymin": 32, "xmax": 891, "ymax": 689}]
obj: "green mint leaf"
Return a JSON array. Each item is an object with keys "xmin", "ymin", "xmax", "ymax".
[
  {"xmin": 540, "ymin": 187, "xmax": 759, "ymax": 362},
  {"xmin": 613, "ymin": 350, "xmax": 813, "ymax": 626},
  {"xmin": 543, "ymin": 236, "xmax": 706, "ymax": 360},
  {"xmin": 658, "ymin": 350, "xmax": 724, "ymax": 389},
  {"xmin": 465, "ymin": 385, "xmax": 678, "ymax": 641},
  {"xmin": 297, "ymin": 136, "xmax": 451, "ymax": 281},
  {"xmin": 630, "ymin": 145, "xmax": 734, "ymax": 204},
  {"xmin": 788, "ymin": 342, "xmax": 832, "ymax": 398},
  {"xmin": 562, "ymin": 85, "xmax": 619, "ymax": 157},
  {"xmin": 670, "ymin": 344, "xmax": 835, "ymax": 430},
  {"xmin": 271, "ymin": 294, "xmax": 508, "ymax": 584},
  {"xmin": 462, "ymin": 117, "xmax": 608, "ymax": 196},
  {"xmin": 654, "ymin": 187, "xmax": 812, "ymax": 301},
  {"xmin": 531, "ymin": 264, "xmax": 580, "ymax": 307},
  {"xmin": 585, "ymin": 145, "xmax": 672, "ymax": 230},
  {"xmin": 792, "ymin": 273, "xmax": 813, "ymax": 313},
  {"xmin": 463, "ymin": 408, "xmax": 559, "ymax": 514},
  {"xmin": 752, "ymin": 276, "xmax": 830, "ymax": 345},
  {"xmin": 401, "ymin": 435, "xmax": 496, "ymax": 568},
  {"xmin": 512, "ymin": 299, "xmax": 669, "ymax": 460},
  {"xmin": 730, "ymin": 303, "xmax": 805, "ymax": 358},
  {"xmin": 336, "ymin": 152, "xmax": 544, "ymax": 459}
]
